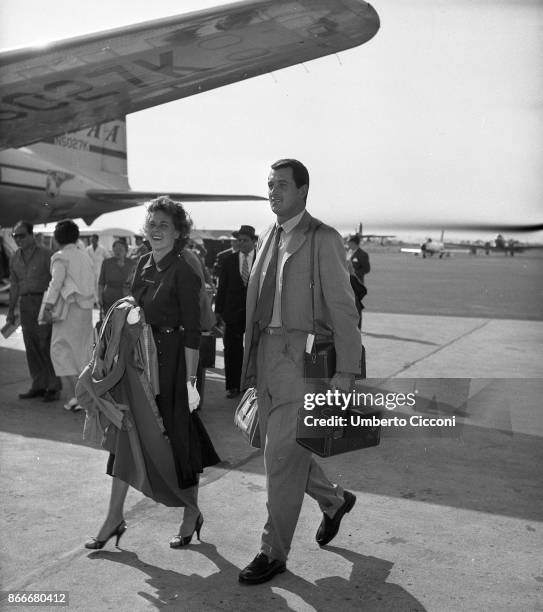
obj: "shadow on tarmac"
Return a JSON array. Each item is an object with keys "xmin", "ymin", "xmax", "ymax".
[
  {"xmin": 2, "ymin": 371, "xmax": 542, "ymax": 524},
  {"xmin": 85, "ymin": 544, "xmax": 426, "ymax": 611}
]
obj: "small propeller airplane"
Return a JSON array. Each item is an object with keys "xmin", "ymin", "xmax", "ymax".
[
  {"xmin": 400, "ymin": 231, "xmax": 470, "ymax": 258},
  {"xmin": 401, "ymin": 232, "xmax": 543, "ymax": 258},
  {"xmin": 0, "ymin": 0, "xmax": 380, "ymax": 227}
]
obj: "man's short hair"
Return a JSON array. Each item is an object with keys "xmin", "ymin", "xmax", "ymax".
[
  {"xmin": 91, "ymin": 233, "xmax": 99, "ymax": 240},
  {"xmin": 271, "ymin": 159, "xmax": 310, "ymax": 190},
  {"xmin": 14, "ymin": 221, "xmax": 33, "ymax": 235}
]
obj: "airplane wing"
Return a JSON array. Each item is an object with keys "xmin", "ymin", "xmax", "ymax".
[
  {"xmin": 87, "ymin": 190, "xmax": 267, "ymax": 203},
  {"xmin": 0, "ymin": 0, "xmax": 380, "ymax": 150}
]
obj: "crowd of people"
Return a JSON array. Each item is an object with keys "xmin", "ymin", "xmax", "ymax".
[{"xmin": 4, "ymin": 158, "xmax": 370, "ymax": 585}]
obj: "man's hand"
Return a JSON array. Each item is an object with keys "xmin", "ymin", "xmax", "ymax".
[
  {"xmin": 215, "ymin": 313, "xmax": 224, "ymax": 327},
  {"xmin": 330, "ymin": 372, "xmax": 355, "ymax": 393}
]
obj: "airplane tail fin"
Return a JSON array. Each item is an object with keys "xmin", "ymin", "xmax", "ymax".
[{"xmin": 36, "ymin": 118, "xmax": 129, "ymax": 189}]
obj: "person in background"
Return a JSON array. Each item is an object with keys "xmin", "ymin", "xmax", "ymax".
[
  {"xmin": 183, "ymin": 241, "xmax": 217, "ymax": 411},
  {"xmin": 188, "ymin": 239, "xmax": 214, "ymax": 286},
  {"xmin": 215, "ymin": 225, "xmax": 256, "ymax": 398},
  {"xmin": 42, "ymin": 220, "xmax": 95, "ymax": 411},
  {"xmin": 6, "ymin": 221, "xmax": 61, "ymax": 401},
  {"xmin": 0, "ymin": 235, "xmax": 11, "ymax": 284},
  {"xmin": 213, "ymin": 236, "xmax": 240, "ymax": 281},
  {"xmin": 347, "ymin": 234, "xmax": 370, "ymax": 285},
  {"xmin": 86, "ymin": 233, "xmax": 108, "ymax": 302},
  {"xmin": 130, "ymin": 234, "xmax": 151, "ymax": 260},
  {"xmin": 346, "ymin": 234, "xmax": 370, "ymax": 327},
  {"xmin": 98, "ymin": 239, "xmax": 136, "ymax": 316}
]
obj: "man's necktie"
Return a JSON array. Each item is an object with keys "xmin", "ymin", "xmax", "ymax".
[
  {"xmin": 254, "ymin": 226, "xmax": 283, "ymax": 330},
  {"xmin": 241, "ymin": 254, "xmax": 249, "ymax": 286}
]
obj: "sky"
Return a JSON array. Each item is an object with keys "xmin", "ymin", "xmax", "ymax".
[{"xmin": 1, "ymin": 0, "xmax": 542, "ymax": 243}]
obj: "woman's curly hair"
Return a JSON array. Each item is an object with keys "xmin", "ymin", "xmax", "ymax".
[{"xmin": 145, "ymin": 196, "xmax": 192, "ymax": 251}]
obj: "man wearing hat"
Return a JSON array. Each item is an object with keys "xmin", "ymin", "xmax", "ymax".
[{"xmin": 215, "ymin": 225, "xmax": 257, "ymax": 398}]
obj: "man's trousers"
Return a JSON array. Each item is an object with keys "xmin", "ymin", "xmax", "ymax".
[
  {"xmin": 256, "ymin": 329, "xmax": 345, "ymax": 562},
  {"xmin": 20, "ymin": 294, "xmax": 61, "ymax": 392},
  {"xmin": 223, "ymin": 320, "xmax": 244, "ymax": 391}
]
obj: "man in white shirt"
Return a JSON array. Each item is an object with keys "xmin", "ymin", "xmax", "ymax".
[
  {"xmin": 214, "ymin": 225, "xmax": 256, "ymax": 398},
  {"xmin": 86, "ymin": 233, "xmax": 108, "ymax": 302}
]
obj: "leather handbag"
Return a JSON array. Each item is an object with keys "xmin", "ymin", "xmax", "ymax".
[{"xmin": 234, "ymin": 387, "xmax": 261, "ymax": 448}]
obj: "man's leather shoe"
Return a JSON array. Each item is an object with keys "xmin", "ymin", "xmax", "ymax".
[
  {"xmin": 18, "ymin": 389, "xmax": 45, "ymax": 399},
  {"xmin": 316, "ymin": 490, "xmax": 357, "ymax": 547},
  {"xmin": 42, "ymin": 390, "xmax": 61, "ymax": 402},
  {"xmin": 238, "ymin": 553, "xmax": 286, "ymax": 585}
]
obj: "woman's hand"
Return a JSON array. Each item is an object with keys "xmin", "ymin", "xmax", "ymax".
[
  {"xmin": 42, "ymin": 303, "xmax": 54, "ymax": 324},
  {"xmin": 186, "ymin": 380, "xmax": 200, "ymax": 412}
]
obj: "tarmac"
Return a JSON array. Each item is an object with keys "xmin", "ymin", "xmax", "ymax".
[{"xmin": 1, "ymin": 252, "xmax": 542, "ymax": 611}]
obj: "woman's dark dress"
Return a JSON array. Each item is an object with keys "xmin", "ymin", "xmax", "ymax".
[
  {"xmin": 128, "ymin": 249, "xmax": 220, "ymax": 488},
  {"xmin": 99, "ymin": 257, "xmax": 136, "ymax": 313}
]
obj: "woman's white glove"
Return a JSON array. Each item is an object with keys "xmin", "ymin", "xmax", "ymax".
[
  {"xmin": 187, "ymin": 381, "xmax": 200, "ymax": 413},
  {"xmin": 127, "ymin": 307, "xmax": 141, "ymax": 325}
]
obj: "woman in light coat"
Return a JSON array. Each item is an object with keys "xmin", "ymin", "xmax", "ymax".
[{"xmin": 42, "ymin": 220, "xmax": 95, "ymax": 410}]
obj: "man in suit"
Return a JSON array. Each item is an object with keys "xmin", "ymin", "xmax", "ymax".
[
  {"xmin": 212, "ymin": 236, "xmax": 240, "ymax": 281},
  {"xmin": 215, "ymin": 225, "xmax": 256, "ymax": 398},
  {"xmin": 238, "ymin": 159, "xmax": 362, "ymax": 585},
  {"xmin": 347, "ymin": 234, "xmax": 370, "ymax": 327},
  {"xmin": 347, "ymin": 234, "xmax": 370, "ymax": 284}
]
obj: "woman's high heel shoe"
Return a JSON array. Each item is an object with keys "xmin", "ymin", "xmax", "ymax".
[
  {"xmin": 169, "ymin": 514, "xmax": 203, "ymax": 548},
  {"xmin": 84, "ymin": 520, "xmax": 127, "ymax": 550}
]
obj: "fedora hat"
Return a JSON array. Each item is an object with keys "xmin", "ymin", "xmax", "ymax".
[{"xmin": 232, "ymin": 225, "xmax": 256, "ymax": 240}]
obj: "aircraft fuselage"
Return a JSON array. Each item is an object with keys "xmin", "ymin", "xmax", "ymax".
[{"xmin": 0, "ymin": 140, "xmax": 130, "ymax": 227}]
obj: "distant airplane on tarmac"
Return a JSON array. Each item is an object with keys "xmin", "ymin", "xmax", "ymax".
[
  {"xmin": 400, "ymin": 230, "xmax": 470, "ymax": 258},
  {"xmin": 0, "ymin": 0, "xmax": 380, "ymax": 227},
  {"xmin": 401, "ymin": 232, "xmax": 543, "ymax": 258}
]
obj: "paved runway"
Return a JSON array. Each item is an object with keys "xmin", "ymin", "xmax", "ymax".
[{"xmin": 1, "ymin": 251, "xmax": 542, "ymax": 611}]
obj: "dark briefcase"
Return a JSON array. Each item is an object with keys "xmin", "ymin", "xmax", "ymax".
[
  {"xmin": 304, "ymin": 341, "xmax": 366, "ymax": 381},
  {"xmin": 296, "ymin": 405, "xmax": 381, "ymax": 458}
]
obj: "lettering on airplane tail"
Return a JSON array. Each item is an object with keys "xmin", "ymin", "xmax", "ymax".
[{"xmin": 53, "ymin": 135, "xmax": 90, "ymax": 151}]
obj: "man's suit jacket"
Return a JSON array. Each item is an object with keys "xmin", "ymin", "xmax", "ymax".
[
  {"xmin": 241, "ymin": 211, "xmax": 361, "ymax": 388},
  {"xmin": 215, "ymin": 251, "xmax": 253, "ymax": 326},
  {"xmin": 213, "ymin": 247, "xmax": 235, "ymax": 278},
  {"xmin": 350, "ymin": 247, "xmax": 370, "ymax": 284}
]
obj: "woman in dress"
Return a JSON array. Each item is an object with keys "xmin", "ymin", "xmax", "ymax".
[
  {"xmin": 42, "ymin": 220, "xmax": 95, "ymax": 411},
  {"xmin": 98, "ymin": 239, "xmax": 136, "ymax": 315},
  {"xmin": 84, "ymin": 197, "xmax": 220, "ymax": 550}
]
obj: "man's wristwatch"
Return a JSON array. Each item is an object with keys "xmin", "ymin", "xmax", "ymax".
[{"xmin": 188, "ymin": 375, "xmax": 197, "ymax": 386}]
